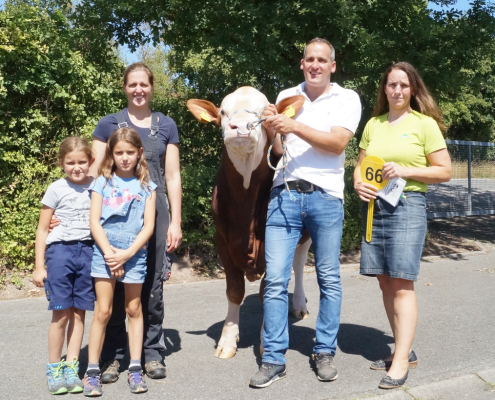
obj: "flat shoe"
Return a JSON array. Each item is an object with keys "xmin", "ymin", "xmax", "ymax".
[
  {"xmin": 370, "ymin": 350, "xmax": 417, "ymax": 370},
  {"xmin": 378, "ymin": 370, "xmax": 408, "ymax": 389}
]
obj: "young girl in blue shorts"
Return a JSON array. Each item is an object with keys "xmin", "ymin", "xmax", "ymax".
[
  {"xmin": 34, "ymin": 137, "xmax": 95, "ymax": 395},
  {"xmin": 84, "ymin": 127, "xmax": 156, "ymax": 396}
]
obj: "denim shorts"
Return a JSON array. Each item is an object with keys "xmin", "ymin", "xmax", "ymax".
[
  {"xmin": 44, "ymin": 241, "xmax": 95, "ymax": 311},
  {"xmin": 91, "ymin": 232, "xmax": 147, "ymax": 284},
  {"xmin": 360, "ymin": 192, "xmax": 427, "ymax": 281}
]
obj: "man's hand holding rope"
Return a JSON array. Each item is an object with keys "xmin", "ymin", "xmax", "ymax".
[{"xmin": 262, "ymin": 104, "xmax": 282, "ymax": 156}]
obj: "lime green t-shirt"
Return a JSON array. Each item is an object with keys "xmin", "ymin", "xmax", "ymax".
[{"xmin": 359, "ymin": 111, "xmax": 447, "ymax": 192}]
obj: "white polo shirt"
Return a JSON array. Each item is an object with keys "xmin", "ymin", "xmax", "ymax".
[{"xmin": 272, "ymin": 82, "xmax": 362, "ymax": 199}]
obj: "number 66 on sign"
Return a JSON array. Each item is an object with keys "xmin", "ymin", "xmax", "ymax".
[{"xmin": 360, "ymin": 156, "xmax": 388, "ymax": 243}]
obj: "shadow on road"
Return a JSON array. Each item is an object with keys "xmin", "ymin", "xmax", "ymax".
[
  {"xmin": 337, "ymin": 323, "xmax": 394, "ymax": 361},
  {"xmin": 71, "ymin": 328, "xmax": 181, "ymax": 376},
  {"xmin": 185, "ymin": 293, "xmax": 317, "ymax": 362}
]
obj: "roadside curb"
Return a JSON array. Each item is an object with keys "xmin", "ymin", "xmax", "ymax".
[{"xmin": 348, "ymin": 366, "xmax": 495, "ymax": 399}]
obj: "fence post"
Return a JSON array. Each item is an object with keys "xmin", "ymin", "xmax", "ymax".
[{"xmin": 468, "ymin": 142, "xmax": 472, "ymax": 212}]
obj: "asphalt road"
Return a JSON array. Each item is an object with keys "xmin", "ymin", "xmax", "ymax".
[
  {"xmin": 1, "ymin": 251, "xmax": 495, "ymax": 400},
  {"xmin": 428, "ymin": 178, "xmax": 495, "ymax": 215}
]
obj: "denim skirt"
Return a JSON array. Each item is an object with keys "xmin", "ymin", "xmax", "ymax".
[
  {"xmin": 91, "ymin": 232, "xmax": 147, "ymax": 284},
  {"xmin": 360, "ymin": 192, "xmax": 427, "ymax": 281}
]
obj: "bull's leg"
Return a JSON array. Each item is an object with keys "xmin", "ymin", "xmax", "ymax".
[
  {"xmin": 215, "ymin": 257, "xmax": 245, "ymax": 359},
  {"xmin": 290, "ymin": 238, "xmax": 311, "ymax": 319},
  {"xmin": 214, "ymin": 300, "xmax": 241, "ymax": 359}
]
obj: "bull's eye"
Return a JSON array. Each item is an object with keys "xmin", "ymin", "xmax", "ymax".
[{"xmin": 220, "ymin": 110, "xmax": 226, "ymax": 117}]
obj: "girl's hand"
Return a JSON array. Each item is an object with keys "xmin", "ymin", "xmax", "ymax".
[
  {"xmin": 167, "ymin": 223, "xmax": 182, "ymax": 252},
  {"xmin": 33, "ymin": 268, "xmax": 47, "ymax": 287},
  {"xmin": 382, "ymin": 162, "xmax": 407, "ymax": 180},
  {"xmin": 355, "ymin": 181, "xmax": 378, "ymax": 202},
  {"xmin": 104, "ymin": 246, "xmax": 132, "ymax": 268},
  {"xmin": 110, "ymin": 265, "xmax": 124, "ymax": 279}
]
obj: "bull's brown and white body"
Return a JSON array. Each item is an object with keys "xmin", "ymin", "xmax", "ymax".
[{"xmin": 187, "ymin": 87, "xmax": 309, "ymax": 359}]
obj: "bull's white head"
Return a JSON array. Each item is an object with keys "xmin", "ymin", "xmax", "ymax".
[{"xmin": 187, "ymin": 86, "xmax": 304, "ymax": 188}]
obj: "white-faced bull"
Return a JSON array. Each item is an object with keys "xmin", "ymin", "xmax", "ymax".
[{"xmin": 187, "ymin": 87, "xmax": 311, "ymax": 359}]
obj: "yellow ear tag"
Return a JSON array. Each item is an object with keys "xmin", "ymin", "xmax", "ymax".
[
  {"xmin": 200, "ymin": 111, "xmax": 211, "ymax": 123},
  {"xmin": 283, "ymin": 105, "xmax": 296, "ymax": 118}
]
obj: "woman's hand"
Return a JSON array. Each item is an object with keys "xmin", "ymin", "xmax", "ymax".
[
  {"xmin": 167, "ymin": 223, "xmax": 182, "ymax": 252},
  {"xmin": 354, "ymin": 181, "xmax": 378, "ymax": 202},
  {"xmin": 49, "ymin": 215, "xmax": 60, "ymax": 232},
  {"xmin": 382, "ymin": 162, "xmax": 408, "ymax": 180},
  {"xmin": 33, "ymin": 268, "xmax": 47, "ymax": 287}
]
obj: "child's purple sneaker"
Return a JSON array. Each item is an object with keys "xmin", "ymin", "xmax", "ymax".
[
  {"xmin": 83, "ymin": 373, "xmax": 102, "ymax": 397},
  {"xmin": 127, "ymin": 370, "xmax": 148, "ymax": 394}
]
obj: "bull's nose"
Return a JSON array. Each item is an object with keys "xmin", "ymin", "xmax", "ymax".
[
  {"xmin": 228, "ymin": 121, "xmax": 252, "ymax": 137},
  {"xmin": 236, "ymin": 127, "xmax": 251, "ymax": 137}
]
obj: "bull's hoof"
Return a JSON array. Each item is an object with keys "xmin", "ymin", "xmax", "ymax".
[
  {"xmin": 214, "ymin": 335, "xmax": 239, "ymax": 359},
  {"xmin": 291, "ymin": 309, "xmax": 309, "ymax": 319},
  {"xmin": 214, "ymin": 346, "xmax": 237, "ymax": 359}
]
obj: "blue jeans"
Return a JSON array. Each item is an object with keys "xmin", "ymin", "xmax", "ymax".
[{"xmin": 262, "ymin": 186, "xmax": 344, "ymax": 365}]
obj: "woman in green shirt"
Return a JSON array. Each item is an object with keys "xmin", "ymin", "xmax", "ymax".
[{"xmin": 354, "ymin": 62, "xmax": 452, "ymax": 389}]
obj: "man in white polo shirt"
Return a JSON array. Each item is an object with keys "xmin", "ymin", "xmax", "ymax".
[{"xmin": 250, "ymin": 38, "xmax": 362, "ymax": 388}]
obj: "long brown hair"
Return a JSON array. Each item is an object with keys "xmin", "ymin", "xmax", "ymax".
[
  {"xmin": 373, "ymin": 62, "xmax": 447, "ymax": 133},
  {"xmin": 98, "ymin": 128, "xmax": 151, "ymax": 190}
]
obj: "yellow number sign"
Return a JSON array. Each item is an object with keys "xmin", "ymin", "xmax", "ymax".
[
  {"xmin": 360, "ymin": 155, "xmax": 387, "ymax": 190},
  {"xmin": 360, "ymin": 156, "xmax": 388, "ymax": 243}
]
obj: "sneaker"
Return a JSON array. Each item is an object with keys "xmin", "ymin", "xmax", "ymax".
[
  {"xmin": 46, "ymin": 362, "xmax": 68, "ymax": 395},
  {"xmin": 83, "ymin": 373, "xmax": 103, "ymax": 397},
  {"xmin": 312, "ymin": 353, "xmax": 338, "ymax": 381},
  {"xmin": 63, "ymin": 357, "xmax": 83, "ymax": 393},
  {"xmin": 144, "ymin": 360, "xmax": 166, "ymax": 379},
  {"xmin": 127, "ymin": 369, "xmax": 148, "ymax": 393},
  {"xmin": 100, "ymin": 359, "xmax": 120, "ymax": 384},
  {"xmin": 249, "ymin": 362, "xmax": 286, "ymax": 388}
]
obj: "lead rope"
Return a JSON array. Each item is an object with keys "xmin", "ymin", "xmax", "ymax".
[
  {"xmin": 267, "ymin": 133, "xmax": 295, "ymax": 201},
  {"xmin": 223, "ymin": 106, "xmax": 296, "ymax": 201}
]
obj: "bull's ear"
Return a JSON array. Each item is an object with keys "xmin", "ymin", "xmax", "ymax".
[
  {"xmin": 186, "ymin": 99, "xmax": 221, "ymax": 126},
  {"xmin": 276, "ymin": 95, "xmax": 305, "ymax": 118}
]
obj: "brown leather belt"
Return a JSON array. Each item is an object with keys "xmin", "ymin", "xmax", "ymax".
[{"xmin": 276, "ymin": 179, "xmax": 316, "ymax": 193}]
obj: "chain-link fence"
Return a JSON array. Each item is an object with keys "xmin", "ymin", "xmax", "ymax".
[{"xmin": 427, "ymin": 140, "xmax": 495, "ymax": 218}]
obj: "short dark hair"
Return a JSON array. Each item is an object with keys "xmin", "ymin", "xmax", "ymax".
[{"xmin": 303, "ymin": 38, "xmax": 335, "ymax": 62}]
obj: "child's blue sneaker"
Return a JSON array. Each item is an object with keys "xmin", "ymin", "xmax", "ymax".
[
  {"xmin": 46, "ymin": 362, "xmax": 68, "ymax": 395},
  {"xmin": 83, "ymin": 373, "xmax": 102, "ymax": 397},
  {"xmin": 63, "ymin": 357, "xmax": 83, "ymax": 393}
]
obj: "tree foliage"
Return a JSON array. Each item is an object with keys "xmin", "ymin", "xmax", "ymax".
[
  {"xmin": 3, "ymin": 0, "xmax": 495, "ymax": 274},
  {"xmin": 0, "ymin": 0, "xmax": 125, "ymax": 272},
  {"xmin": 67, "ymin": 0, "xmax": 495, "ymax": 253},
  {"xmin": 73, "ymin": 0, "xmax": 495, "ymax": 140}
]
